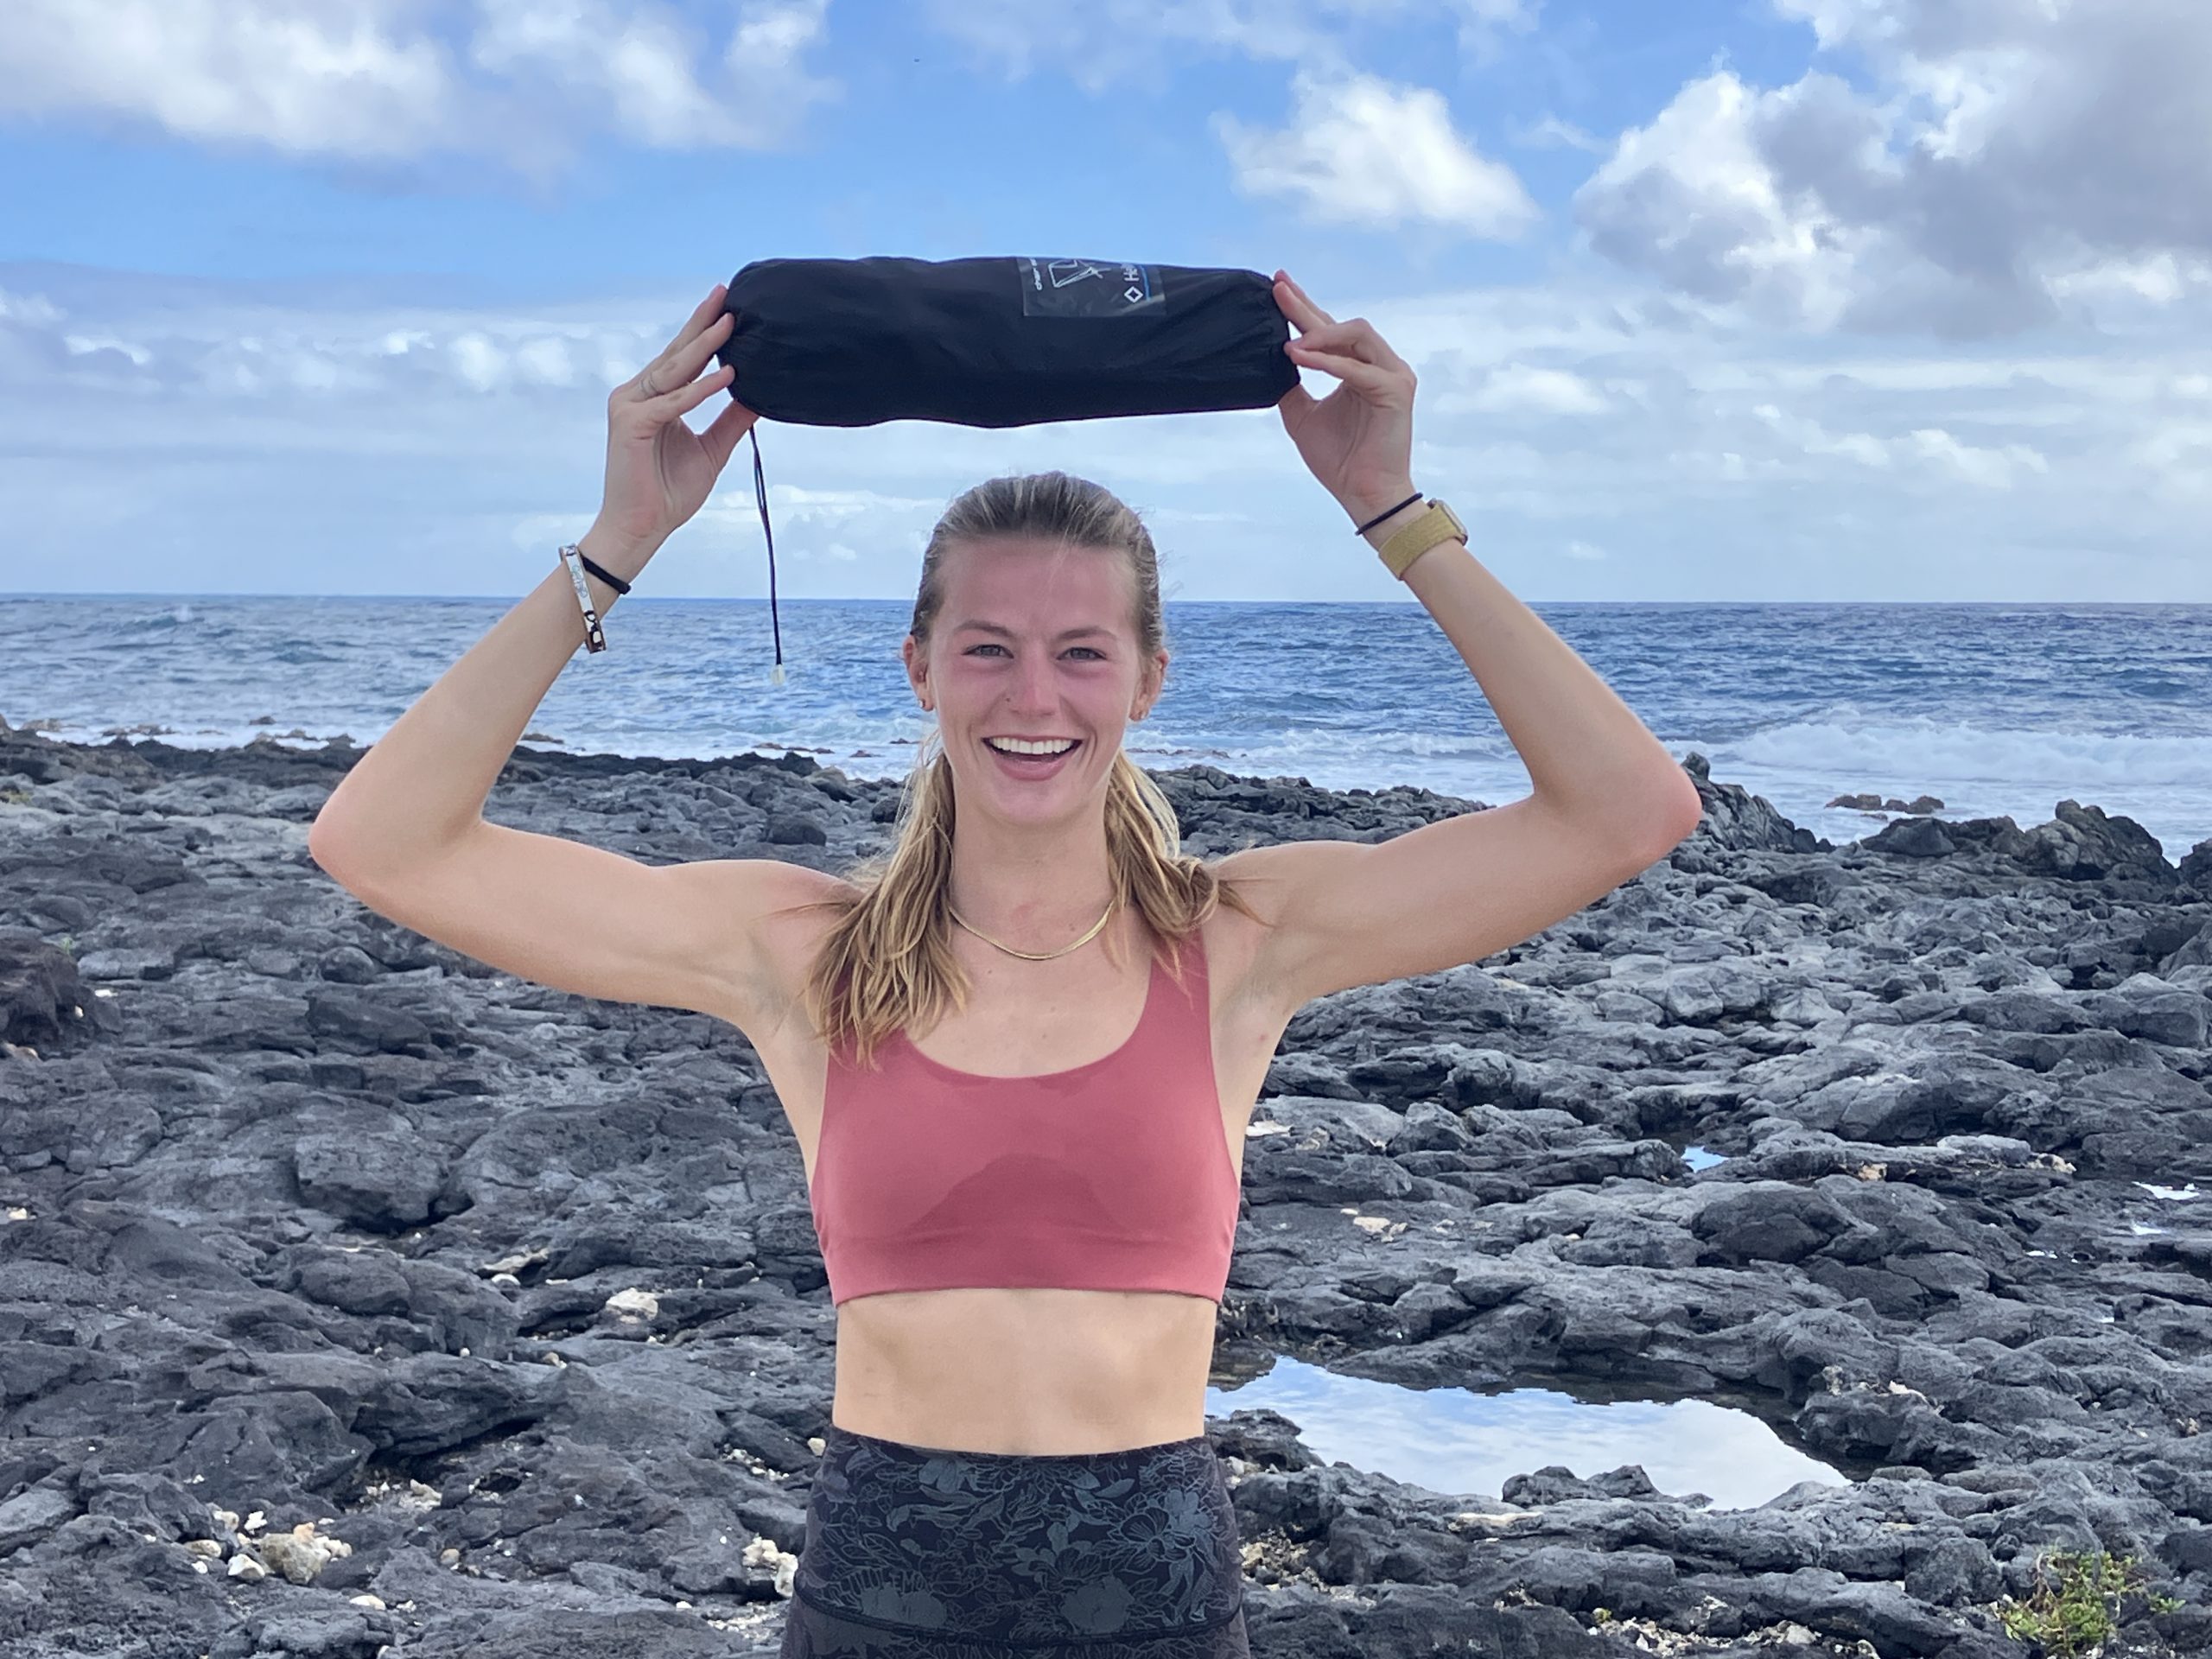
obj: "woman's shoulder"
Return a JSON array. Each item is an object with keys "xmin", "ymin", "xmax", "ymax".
[
  {"xmin": 709, "ymin": 859, "xmax": 862, "ymax": 1026},
  {"xmin": 747, "ymin": 860, "xmax": 864, "ymax": 952}
]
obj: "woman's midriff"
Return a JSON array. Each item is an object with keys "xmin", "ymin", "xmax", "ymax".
[{"xmin": 829, "ymin": 1286, "xmax": 1223, "ymax": 1455}]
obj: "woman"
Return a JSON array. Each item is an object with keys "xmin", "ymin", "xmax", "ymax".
[{"xmin": 308, "ymin": 270, "xmax": 1705, "ymax": 1655}]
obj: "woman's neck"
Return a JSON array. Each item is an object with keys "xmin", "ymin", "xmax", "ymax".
[{"xmin": 944, "ymin": 817, "xmax": 1116, "ymax": 944}]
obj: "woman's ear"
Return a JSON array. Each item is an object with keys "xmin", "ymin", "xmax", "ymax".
[
  {"xmin": 901, "ymin": 632, "xmax": 933, "ymax": 711},
  {"xmin": 1135, "ymin": 645, "xmax": 1169, "ymax": 721}
]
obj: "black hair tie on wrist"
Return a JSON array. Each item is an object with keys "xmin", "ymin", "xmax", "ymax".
[
  {"xmin": 575, "ymin": 551, "xmax": 631, "ymax": 594},
  {"xmin": 1354, "ymin": 491, "xmax": 1425, "ymax": 537}
]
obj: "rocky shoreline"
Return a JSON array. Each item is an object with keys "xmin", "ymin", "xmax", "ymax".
[{"xmin": 3, "ymin": 712, "xmax": 2210, "ymax": 1657}]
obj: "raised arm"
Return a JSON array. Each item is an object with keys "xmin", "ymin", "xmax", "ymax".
[{"xmin": 308, "ymin": 283, "xmax": 779, "ymax": 1020}]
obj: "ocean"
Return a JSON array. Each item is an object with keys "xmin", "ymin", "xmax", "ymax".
[{"xmin": 10, "ymin": 594, "xmax": 2210, "ymax": 859}]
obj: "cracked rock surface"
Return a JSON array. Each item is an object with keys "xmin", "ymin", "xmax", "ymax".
[{"xmin": 3, "ymin": 716, "xmax": 2210, "ymax": 1656}]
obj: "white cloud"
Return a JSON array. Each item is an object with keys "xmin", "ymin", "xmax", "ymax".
[
  {"xmin": 725, "ymin": 0, "xmax": 838, "ymax": 131},
  {"xmin": 688, "ymin": 484, "xmax": 946, "ymax": 569},
  {"xmin": 2046, "ymin": 254, "xmax": 2212, "ymax": 309},
  {"xmin": 1905, "ymin": 427, "xmax": 2048, "ymax": 489},
  {"xmin": 920, "ymin": 0, "xmax": 1316, "ymax": 90},
  {"xmin": 0, "ymin": 0, "xmax": 839, "ymax": 166},
  {"xmin": 54, "ymin": 295, "xmax": 681, "ymax": 405},
  {"xmin": 508, "ymin": 509, "xmax": 596, "ymax": 552},
  {"xmin": 1451, "ymin": 364, "xmax": 1610, "ymax": 415},
  {"xmin": 62, "ymin": 334, "xmax": 153, "ymax": 367},
  {"xmin": 1576, "ymin": 70, "xmax": 1884, "ymax": 331},
  {"xmin": 0, "ymin": 288, "xmax": 66, "ymax": 327},
  {"xmin": 1215, "ymin": 71, "xmax": 1537, "ymax": 238},
  {"xmin": 1753, "ymin": 402, "xmax": 1892, "ymax": 468},
  {"xmin": 2129, "ymin": 423, "xmax": 2212, "ymax": 500},
  {"xmin": 1514, "ymin": 113, "xmax": 1605, "ymax": 153},
  {"xmin": 1751, "ymin": 402, "xmax": 2047, "ymax": 486},
  {"xmin": 471, "ymin": 0, "xmax": 835, "ymax": 152},
  {"xmin": 1576, "ymin": 0, "xmax": 2212, "ymax": 334},
  {"xmin": 448, "ymin": 333, "xmax": 506, "ymax": 393},
  {"xmin": 918, "ymin": 0, "xmax": 1542, "ymax": 90},
  {"xmin": 1449, "ymin": 0, "xmax": 1541, "ymax": 60},
  {"xmin": 751, "ymin": 484, "xmax": 946, "ymax": 523},
  {"xmin": 0, "ymin": 0, "xmax": 457, "ymax": 157},
  {"xmin": 510, "ymin": 335, "xmax": 581, "ymax": 388}
]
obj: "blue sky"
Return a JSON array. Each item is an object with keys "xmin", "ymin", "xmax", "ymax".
[{"xmin": 3, "ymin": 0, "xmax": 2209, "ymax": 602}]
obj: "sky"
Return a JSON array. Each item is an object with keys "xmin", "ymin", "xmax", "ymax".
[{"xmin": 2, "ymin": 0, "xmax": 2209, "ymax": 603}]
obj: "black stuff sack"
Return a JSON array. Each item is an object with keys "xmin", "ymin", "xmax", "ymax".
[
  {"xmin": 714, "ymin": 255, "xmax": 1300, "ymax": 428},
  {"xmin": 709, "ymin": 255, "xmax": 1298, "ymax": 685}
]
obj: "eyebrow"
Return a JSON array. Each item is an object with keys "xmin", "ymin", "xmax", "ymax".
[{"xmin": 951, "ymin": 621, "xmax": 1116, "ymax": 643}]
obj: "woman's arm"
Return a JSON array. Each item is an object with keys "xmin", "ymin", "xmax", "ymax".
[
  {"xmin": 305, "ymin": 286, "xmax": 791, "ymax": 1027},
  {"xmin": 1223, "ymin": 272, "xmax": 1702, "ymax": 1009},
  {"xmin": 1269, "ymin": 268, "xmax": 1695, "ymax": 833},
  {"xmin": 311, "ymin": 283, "xmax": 753, "ymax": 874},
  {"xmin": 308, "ymin": 528, "xmax": 646, "ymax": 873}
]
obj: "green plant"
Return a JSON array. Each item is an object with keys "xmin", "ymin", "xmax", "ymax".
[{"xmin": 1995, "ymin": 1548, "xmax": 2166, "ymax": 1656}]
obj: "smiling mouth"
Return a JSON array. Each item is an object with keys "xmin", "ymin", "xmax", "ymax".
[
  {"xmin": 983, "ymin": 737, "xmax": 1081, "ymax": 757},
  {"xmin": 990, "ymin": 739, "xmax": 1084, "ymax": 779}
]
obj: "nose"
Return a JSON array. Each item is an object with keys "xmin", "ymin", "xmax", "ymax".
[{"xmin": 1008, "ymin": 646, "xmax": 1056, "ymax": 716}]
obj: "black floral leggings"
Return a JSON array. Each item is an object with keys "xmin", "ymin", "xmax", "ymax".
[{"xmin": 779, "ymin": 1423, "xmax": 1252, "ymax": 1657}]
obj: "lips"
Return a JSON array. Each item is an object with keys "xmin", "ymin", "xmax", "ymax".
[{"xmin": 983, "ymin": 737, "xmax": 1083, "ymax": 779}]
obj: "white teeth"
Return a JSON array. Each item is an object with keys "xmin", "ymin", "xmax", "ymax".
[{"xmin": 986, "ymin": 737, "xmax": 1077, "ymax": 757}]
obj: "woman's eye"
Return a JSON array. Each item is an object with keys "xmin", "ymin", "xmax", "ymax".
[{"xmin": 962, "ymin": 644, "xmax": 1105, "ymax": 660}]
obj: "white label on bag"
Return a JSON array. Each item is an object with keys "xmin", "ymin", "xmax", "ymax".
[{"xmin": 1018, "ymin": 257, "xmax": 1166, "ymax": 317}]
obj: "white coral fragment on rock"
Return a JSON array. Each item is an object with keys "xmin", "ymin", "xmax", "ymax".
[{"xmin": 605, "ymin": 1287, "xmax": 660, "ymax": 1319}]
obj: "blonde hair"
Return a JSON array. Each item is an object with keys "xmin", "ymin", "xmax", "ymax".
[{"xmin": 800, "ymin": 470, "xmax": 1262, "ymax": 1067}]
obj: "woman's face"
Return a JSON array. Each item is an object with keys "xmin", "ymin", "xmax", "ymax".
[{"xmin": 903, "ymin": 538, "xmax": 1166, "ymax": 831}]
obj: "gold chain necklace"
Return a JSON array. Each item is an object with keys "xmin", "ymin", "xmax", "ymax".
[{"xmin": 945, "ymin": 896, "xmax": 1118, "ymax": 961}]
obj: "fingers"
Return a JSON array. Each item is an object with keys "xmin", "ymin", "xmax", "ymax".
[
  {"xmin": 1286, "ymin": 341, "xmax": 1403, "ymax": 397},
  {"xmin": 622, "ymin": 283, "xmax": 734, "ymax": 401},
  {"xmin": 701, "ymin": 395, "xmax": 760, "ymax": 472},
  {"xmin": 620, "ymin": 321, "xmax": 734, "ymax": 417},
  {"xmin": 1274, "ymin": 270, "xmax": 1336, "ymax": 330},
  {"xmin": 1275, "ymin": 270, "xmax": 1418, "ymax": 381},
  {"xmin": 668, "ymin": 283, "xmax": 729, "ymax": 353},
  {"xmin": 639, "ymin": 310, "xmax": 733, "ymax": 397},
  {"xmin": 1286, "ymin": 315, "xmax": 1410, "ymax": 378},
  {"xmin": 656, "ymin": 359, "xmax": 735, "ymax": 414}
]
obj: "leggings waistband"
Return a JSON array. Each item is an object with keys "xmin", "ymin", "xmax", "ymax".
[
  {"xmin": 790, "ymin": 1420, "xmax": 1247, "ymax": 1649},
  {"xmin": 823, "ymin": 1421, "xmax": 1213, "ymax": 1467}
]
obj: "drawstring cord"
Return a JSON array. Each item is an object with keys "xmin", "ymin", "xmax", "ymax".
[{"xmin": 749, "ymin": 424, "xmax": 785, "ymax": 684}]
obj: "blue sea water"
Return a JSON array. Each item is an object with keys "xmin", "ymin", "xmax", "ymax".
[{"xmin": 9, "ymin": 594, "xmax": 2210, "ymax": 859}]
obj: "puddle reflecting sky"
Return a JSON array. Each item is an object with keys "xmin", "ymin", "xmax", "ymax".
[
  {"xmin": 1207, "ymin": 1353, "xmax": 1847, "ymax": 1511},
  {"xmin": 1681, "ymin": 1145, "xmax": 1728, "ymax": 1171}
]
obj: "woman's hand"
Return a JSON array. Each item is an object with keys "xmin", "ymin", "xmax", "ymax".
[
  {"xmin": 589, "ymin": 283, "xmax": 759, "ymax": 567},
  {"xmin": 1271, "ymin": 270, "xmax": 1419, "ymax": 525}
]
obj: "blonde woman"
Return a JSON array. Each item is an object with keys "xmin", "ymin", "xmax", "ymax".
[{"xmin": 309, "ymin": 271, "xmax": 1704, "ymax": 1656}]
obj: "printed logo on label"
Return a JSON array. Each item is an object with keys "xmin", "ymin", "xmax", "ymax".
[{"xmin": 1018, "ymin": 257, "xmax": 1166, "ymax": 318}]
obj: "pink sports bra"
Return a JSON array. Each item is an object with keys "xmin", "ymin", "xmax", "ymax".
[{"xmin": 810, "ymin": 929, "xmax": 1240, "ymax": 1306}]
